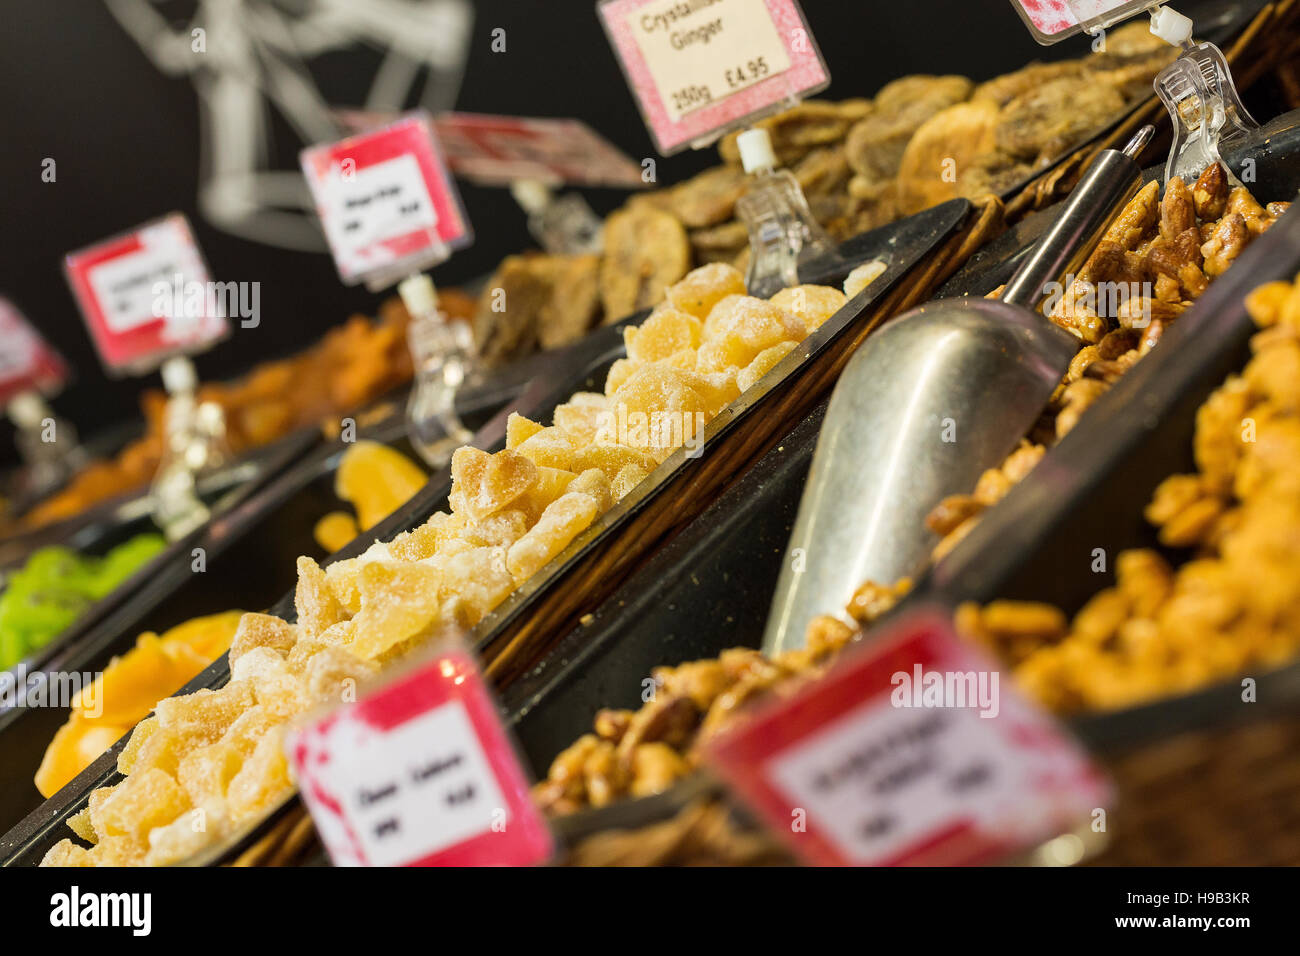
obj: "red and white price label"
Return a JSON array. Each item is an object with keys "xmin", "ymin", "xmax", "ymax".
[
  {"xmin": 333, "ymin": 110, "xmax": 646, "ymax": 189},
  {"xmin": 703, "ymin": 608, "xmax": 1111, "ymax": 866},
  {"xmin": 287, "ymin": 646, "xmax": 553, "ymax": 867},
  {"xmin": 598, "ymin": 0, "xmax": 829, "ymax": 155},
  {"xmin": 300, "ymin": 113, "xmax": 472, "ymax": 288},
  {"xmin": 1009, "ymin": 0, "xmax": 1150, "ymax": 44},
  {"xmin": 0, "ymin": 298, "xmax": 68, "ymax": 407},
  {"xmin": 63, "ymin": 213, "xmax": 226, "ymax": 375}
]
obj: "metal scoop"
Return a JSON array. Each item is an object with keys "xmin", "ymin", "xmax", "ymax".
[{"xmin": 762, "ymin": 127, "xmax": 1154, "ymax": 656}]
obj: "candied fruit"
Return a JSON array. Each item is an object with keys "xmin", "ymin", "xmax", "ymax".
[
  {"xmin": 507, "ymin": 492, "xmax": 599, "ymax": 581},
  {"xmin": 737, "ymin": 341, "xmax": 798, "ymax": 392},
  {"xmin": 768, "ymin": 284, "xmax": 846, "ymax": 332},
  {"xmin": 666, "ymin": 263, "xmax": 747, "ymax": 319}
]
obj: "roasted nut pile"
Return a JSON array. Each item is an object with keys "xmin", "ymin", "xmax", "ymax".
[
  {"xmin": 40, "ymin": 262, "xmax": 858, "ymax": 866},
  {"xmin": 927, "ymin": 168, "xmax": 1289, "ymax": 562},
  {"xmin": 534, "ymin": 578, "xmax": 910, "ymax": 815},
  {"xmin": 474, "ymin": 23, "xmax": 1174, "ymax": 365},
  {"xmin": 955, "ymin": 270, "xmax": 1300, "ymax": 713}
]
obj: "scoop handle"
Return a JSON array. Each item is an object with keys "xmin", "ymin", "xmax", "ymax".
[{"xmin": 1000, "ymin": 126, "xmax": 1153, "ymax": 311}]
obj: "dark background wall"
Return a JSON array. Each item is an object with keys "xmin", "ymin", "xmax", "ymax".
[{"xmin": 0, "ymin": 0, "xmax": 1120, "ymax": 464}]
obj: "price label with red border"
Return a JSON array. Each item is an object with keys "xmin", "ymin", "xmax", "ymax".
[
  {"xmin": 300, "ymin": 113, "xmax": 472, "ymax": 288},
  {"xmin": 0, "ymin": 298, "xmax": 68, "ymax": 407},
  {"xmin": 703, "ymin": 607, "xmax": 1111, "ymax": 866},
  {"xmin": 287, "ymin": 645, "xmax": 553, "ymax": 867},
  {"xmin": 598, "ymin": 0, "xmax": 829, "ymax": 155},
  {"xmin": 1009, "ymin": 0, "xmax": 1149, "ymax": 44},
  {"xmin": 63, "ymin": 213, "xmax": 226, "ymax": 375}
]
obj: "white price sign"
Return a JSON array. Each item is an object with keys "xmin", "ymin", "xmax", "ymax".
[
  {"xmin": 301, "ymin": 113, "xmax": 472, "ymax": 288},
  {"xmin": 288, "ymin": 647, "xmax": 553, "ymax": 867},
  {"xmin": 704, "ymin": 608, "xmax": 1111, "ymax": 866},
  {"xmin": 599, "ymin": 0, "xmax": 829, "ymax": 154}
]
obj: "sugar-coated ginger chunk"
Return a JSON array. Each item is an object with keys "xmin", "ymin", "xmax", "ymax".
[
  {"xmin": 449, "ymin": 447, "xmax": 538, "ymax": 522},
  {"xmin": 295, "ymin": 556, "xmax": 349, "ymax": 639},
  {"xmin": 768, "ymin": 284, "xmax": 846, "ymax": 332},
  {"xmin": 506, "ymin": 412, "xmax": 544, "ymax": 450},
  {"xmin": 228, "ymin": 612, "xmax": 297, "ymax": 666},
  {"xmin": 553, "ymin": 402, "xmax": 608, "ymax": 446},
  {"xmin": 624, "ymin": 308, "xmax": 702, "ymax": 363},
  {"xmin": 604, "ymin": 358, "xmax": 639, "ymax": 396},
  {"xmin": 567, "ymin": 468, "xmax": 613, "ymax": 513},
  {"xmin": 666, "ymin": 263, "xmax": 747, "ymax": 319},
  {"xmin": 506, "ymin": 492, "xmax": 600, "ymax": 581},
  {"xmin": 515, "ymin": 426, "xmax": 576, "ymax": 470},
  {"xmin": 439, "ymin": 545, "xmax": 516, "ymax": 623},
  {"xmin": 515, "ymin": 466, "xmax": 578, "ymax": 520},
  {"xmin": 41, "ymin": 840, "xmax": 94, "ymax": 867},
  {"xmin": 697, "ymin": 296, "xmax": 805, "ymax": 372},
  {"xmin": 154, "ymin": 681, "xmax": 256, "ymax": 747},
  {"xmin": 177, "ymin": 741, "xmax": 244, "ymax": 804},
  {"xmin": 226, "ymin": 726, "xmax": 292, "ymax": 821},
  {"xmin": 349, "ymin": 560, "xmax": 442, "ymax": 661},
  {"xmin": 611, "ymin": 463, "xmax": 649, "ymax": 501},
  {"xmin": 94, "ymin": 768, "xmax": 190, "ymax": 840},
  {"xmin": 737, "ymin": 341, "xmax": 798, "ymax": 392}
]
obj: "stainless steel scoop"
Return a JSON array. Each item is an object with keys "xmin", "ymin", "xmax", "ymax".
[{"xmin": 762, "ymin": 127, "xmax": 1154, "ymax": 656}]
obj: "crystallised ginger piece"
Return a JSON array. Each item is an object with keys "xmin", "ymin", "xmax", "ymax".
[
  {"xmin": 567, "ymin": 468, "xmax": 613, "ymax": 513},
  {"xmin": 295, "ymin": 556, "xmax": 349, "ymax": 639},
  {"xmin": 611, "ymin": 463, "xmax": 649, "ymax": 500},
  {"xmin": 349, "ymin": 560, "xmax": 442, "ymax": 661},
  {"xmin": 624, "ymin": 308, "xmax": 703, "ymax": 363},
  {"xmin": 768, "ymin": 284, "xmax": 846, "ymax": 332},
  {"xmin": 177, "ymin": 740, "xmax": 244, "ymax": 804},
  {"xmin": 666, "ymin": 262, "xmax": 747, "ymax": 319},
  {"xmin": 604, "ymin": 358, "xmax": 639, "ymax": 397},
  {"xmin": 506, "ymin": 492, "xmax": 599, "ymax": 581},
  {"xmin": 228, "ymin": 612, "xmax": 297, "ymax": 666},
  {"xmin": 226, "ymin": 726, "xmax": 292, "ymax": 820},
  {"xmin": 515, "ymin": 426, "xmax": 577, "ymax": 470},
  {"xmin": 439, "ymin": 545, "xmax": 516, "ymax": 622},
  {"xmin": 737, "ymin": 341, "xmax": 798, "ymax": 392},
  {"xmin": 94, "ymin": 767, "xmax": 190, "ymax": 839},
  {"xmin": 449, "ymin": 447, "xmax": 538, "ymax": 523},
  {"xmin": 506, "ymin": 412, "xmax": 545, "ymax": 449},
  {"xmin": 553, "ymin": 402, "xmax": 609, "ymax": 447}
]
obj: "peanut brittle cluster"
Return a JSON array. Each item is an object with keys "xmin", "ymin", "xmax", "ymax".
[{"xmin": 41, "ymin": 262, "xmax": 850, "ymax": 866}]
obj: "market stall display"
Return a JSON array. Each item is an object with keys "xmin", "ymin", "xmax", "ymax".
[
  {"xmin": 32, "ymin": 263, "xmax": 865, "ymax": 866},
  {"xmin": 4, "ymin": 0, "xmax": 1300, "ymax": 877}
]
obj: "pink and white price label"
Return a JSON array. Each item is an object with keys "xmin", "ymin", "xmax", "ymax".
[
  {"xmin": 598, "ymin": 0, "xmax": 830, "ymax": 155},
  {"xmin": 63, "ymin": 213, "xmax": 227, "ymax": 376},
  {"xmin": 300, "ymin": 113, "xmax": 472, "ymax": 288},
  {"xmin": 703, "ymin": 607, "xmax": 1111, "ymax": 866},
  {"xmin": 1009, "ymin": 0, "xmax": 1154, "ymax": 44},
  {"xmin": 287, "ymin": 646, "xmax": 553, "ymax": 867},
  {"xmin": 0, "ymin": 298, "xmax": 68, "ymax": 407}
]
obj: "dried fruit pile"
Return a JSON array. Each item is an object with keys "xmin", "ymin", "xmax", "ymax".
[
  {"xmin": 956, "ymin": 270, "xmax": 1300, "ymax": 712},
  {"xmin": 472, "ymin": 23, "xmax": 1174, "ymax": 365},
  {"xmin": 40, "ymin": 262, "xmax": 862, "ymax": 866}
]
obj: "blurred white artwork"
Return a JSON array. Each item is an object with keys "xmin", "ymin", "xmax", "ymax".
[{"xmin": 105, "ymin": 0, "xmax": 474, "ymax": 250}]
